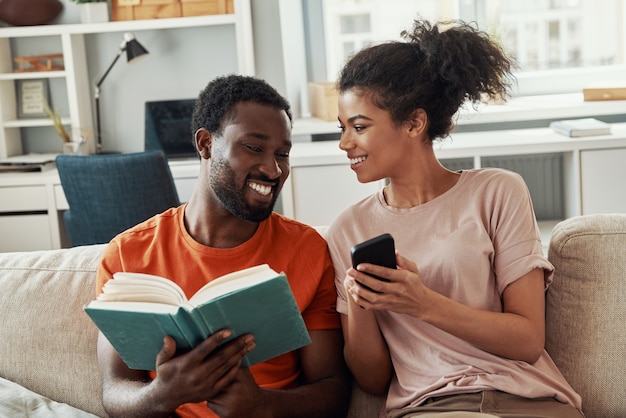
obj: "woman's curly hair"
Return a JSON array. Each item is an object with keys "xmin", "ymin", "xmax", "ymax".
[{"xmin": 337, "ymin": 19, "xmax": 516, "ymax": 140}]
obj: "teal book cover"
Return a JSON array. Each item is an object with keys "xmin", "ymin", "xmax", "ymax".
[{"xmin": 84, "ymin": 265, "xmax": 311, "ymax": 370}]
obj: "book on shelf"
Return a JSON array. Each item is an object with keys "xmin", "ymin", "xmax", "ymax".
[
  {"xmin": 84, "ymin": 264, "xmax": 311, "ymax": 371},
  {"xmin": 582, "ymin": 81, "xmax": 626, "ymax": 101},
  {"xmin": 549, "ymin": 118, "xmax": 611, "ymax": 138},
  {"xmin": 0, "ymin": 153, "xmax": 58, "ymax": 172}
]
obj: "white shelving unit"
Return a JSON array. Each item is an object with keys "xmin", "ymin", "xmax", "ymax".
[
  {"xmin": 0, "ymin": 0, "xmax": 253, "ymax": 159},
  {"xmin": 0, "ymin": 29, "xmax": 92, "ymax": 158}
]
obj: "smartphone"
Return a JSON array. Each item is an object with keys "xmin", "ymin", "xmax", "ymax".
[{"xmin": 350, "ymin": 233, "xmax": 397, "ymax": 284}]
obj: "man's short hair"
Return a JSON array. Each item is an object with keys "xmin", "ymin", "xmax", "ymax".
[{"xmin": 191, "ymin": 74, "xmax": 293, "ymax": 137}]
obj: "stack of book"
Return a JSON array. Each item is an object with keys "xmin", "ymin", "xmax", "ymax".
[{"xmin": 549, "ymin": 118, "xmax": 611, "ymax": 138}]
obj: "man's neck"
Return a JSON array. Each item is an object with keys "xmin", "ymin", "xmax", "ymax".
[{"xmin": 183, "ymin": 197, "xmax": 260, "ymax": 249}]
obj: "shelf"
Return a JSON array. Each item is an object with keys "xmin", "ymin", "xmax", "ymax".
[
  {"xmin": 457, "ymin": 93, "xmax": 626, "ymax": 126},
  {"xmin": 0, "ymin": 71, "xmax": 66, "ymax": 80},
  {"xmin": 292, "ymin": 117, "xmax": 339, "ymax": 136},
  {"xmin": 0, "ymin": 14, "xmax": 237, "ymax": 38},
  {"xmin": 292, "ymin": 93, "xmax": 626, "ymax": 137},
  {"xmin": 4, "ymin": 117, "xmax": 71, "ymax": 128},
  {"xmin": 292, "ymin": 123, "xmax": 626, "ymax": 163}
]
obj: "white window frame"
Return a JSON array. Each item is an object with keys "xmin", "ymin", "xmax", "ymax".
[{"xmin": 310, "ymin": 0, "xmax": 626, "ymax": 98}]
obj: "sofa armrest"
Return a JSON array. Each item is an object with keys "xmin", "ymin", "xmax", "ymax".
[{"xmin": 546, "ymin": 214, "xmax": 626, "ymax": 418}]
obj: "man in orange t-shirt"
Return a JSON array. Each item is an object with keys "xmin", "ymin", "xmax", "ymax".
[{"xmin": 95, "ymin": 75, "xmax": 350, "ymax": 417}]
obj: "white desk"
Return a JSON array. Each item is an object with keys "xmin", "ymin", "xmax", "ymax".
[
  {"xmin": 1, "ymin": 123, "xmax": 626, "ymax": 252},
  {"xmin": 0, "ymin": 164, "xmax": 201, "ymax": 251}
]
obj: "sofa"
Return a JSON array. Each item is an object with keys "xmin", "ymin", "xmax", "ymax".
[{"xmin": 0, "ymin": 214, "xmax": 625, "ymax": 418}]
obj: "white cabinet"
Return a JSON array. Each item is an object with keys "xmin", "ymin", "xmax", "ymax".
[
  {"xmin": 581, "ymin": 148, "xmax": 626, "ymax": 214},
  {"xmin": 168, "ymin": 160, "xmax": 200, "ymax": 203},
  {"xmin": 286, "ymin": 164, "xmax": 384, "ymax": 226},
  {"xmin": 0, "ymin": 185, "xmax": 48, "ymax": 211},
  {"xmin": 0, "ymin": 184, "xmax": 53, "ymax": 251},
  {"xmin": 0, "ymin": 214, "xmax": 52, "ymax": 251},
  {"xmin": 278, "ymin": 140, "xmax": 386, "ymax": 227},
  {"xmin": 283, "ymin": 123, "xmax": 626, "ymax": 228}
]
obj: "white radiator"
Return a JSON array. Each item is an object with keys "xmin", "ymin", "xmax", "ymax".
[{"xmin": 442, "ymin": 153, "xmax": 564, "ymax": 221}]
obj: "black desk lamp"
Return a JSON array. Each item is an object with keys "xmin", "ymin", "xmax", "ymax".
[{"xmin": 94, "ymin": 32, "xmax": 148, "ymax": 154}]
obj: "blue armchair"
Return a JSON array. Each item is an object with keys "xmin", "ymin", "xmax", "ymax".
[{"xmin": 56, "ymin": 150, "xmax": 180, "ymax": 247}]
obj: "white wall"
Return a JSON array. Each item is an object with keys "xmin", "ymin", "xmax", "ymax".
[{"xmin": 85, "ymin": 26, "xmax": 238, "ymax": 153}]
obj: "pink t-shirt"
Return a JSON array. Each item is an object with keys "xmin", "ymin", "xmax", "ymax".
[{"xmin": 326, "ymin": 168, "xmax": 582, "ymax": 413}]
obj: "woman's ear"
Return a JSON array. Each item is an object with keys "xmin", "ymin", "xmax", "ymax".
[
  {"xmin": 194, "ymin": 128, "xmax": 212, "ymax": 159},
  {"xmin": 407, "ymin": 108, "xmax": 428, "ymax": 137}
]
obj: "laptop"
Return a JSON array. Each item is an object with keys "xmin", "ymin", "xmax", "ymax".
[{"xmin": 145, "ymin": 99, "xmax": 198, "ymax": 160}]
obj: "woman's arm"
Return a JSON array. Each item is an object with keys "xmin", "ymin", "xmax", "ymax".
[
  {"xmin": 348, "ymin": 254, "xmax": 546, "ymax": 363},
  {"xmin": 341, "ymin": 272, "xmax": 393, "ymax": 395}
]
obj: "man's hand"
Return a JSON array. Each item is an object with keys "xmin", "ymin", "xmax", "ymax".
[
  {"xmin": 206, "ymin": 367, "xmax": 267, "ymax": 418},
  {"xmin": 98, "ymin": 329, "xmax": 256, "ymax": 417},
  {"xmin": 152, "ymin": 330, "xmax": 256, "ymax": 406},
  {"xmin": 207, "ymin": 330, "xmax": 351, "ymax": 418}
]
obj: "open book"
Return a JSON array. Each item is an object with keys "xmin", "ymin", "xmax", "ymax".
[{"xmin": 84, "ymin": 264, "xmax": 311, "ymax": 370}]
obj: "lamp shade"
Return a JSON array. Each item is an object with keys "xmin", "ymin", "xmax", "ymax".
[
  {"xmin": 123, "ymin": 33, "xmax": 149, "ymax": 62},
  {"xmin": 126, "ymin": 38, "xmax": 149, "ymax": 62}
]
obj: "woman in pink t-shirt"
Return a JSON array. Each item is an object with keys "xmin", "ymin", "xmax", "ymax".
[{"xmin": 326, "ymin": 19, "xmax": 583, "ymax": 418}]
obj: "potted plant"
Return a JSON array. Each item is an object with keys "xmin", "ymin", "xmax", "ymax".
[
  {"xmin": 44, "ymin": 99, "xmax": 90, "ymax": 154},
  {"xmin": 70, "ymin": 0, "xmax": 109, "ymax": 23}
]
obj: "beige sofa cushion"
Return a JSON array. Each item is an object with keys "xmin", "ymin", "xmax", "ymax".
[
  {"xmin": 546, "ymin": 214, "xmax": 626, "ymax": 418},
  {"xmin": 0, "ymin": 245, "xmax": 107, "ymax": 417}
]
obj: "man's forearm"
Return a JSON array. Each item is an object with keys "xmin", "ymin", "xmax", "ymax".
[
  {"xmin": 257, "ymin": 375, "xmax": 351, "ymax": 418},
  {"xmin": 102, "ymin": 379, "xmax": 176, "ymax": 418}
]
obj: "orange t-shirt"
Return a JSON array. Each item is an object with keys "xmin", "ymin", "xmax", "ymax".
[{"xmin": 96, "ymin": 204, "xmax": 340, "ymax": 417}]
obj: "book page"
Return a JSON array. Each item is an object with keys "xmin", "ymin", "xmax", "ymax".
[
  {"xmin": 98, "ymin": 272, "xmax": 187, "ymax": 305},
  {"xmin": 188, "ymin": 264, "xmax": 281, "ymax": 306},
  {"xmin": 86, "ymin": 300, "xmax": 179, "ymax": 314}
]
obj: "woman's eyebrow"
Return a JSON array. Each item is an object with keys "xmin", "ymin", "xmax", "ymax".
[{"xmin": 347, "ymin": 114, "xmax": 373, "ymax": 124}]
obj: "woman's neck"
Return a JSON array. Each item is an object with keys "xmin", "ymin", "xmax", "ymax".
[{"xmin": 384, "ymin": 159, "xmax": 460, "ymax": 208}]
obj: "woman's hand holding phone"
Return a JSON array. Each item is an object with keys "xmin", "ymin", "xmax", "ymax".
[{"xmin": 350, "ymin": 233, "xmax": 397, "ymax": 291}]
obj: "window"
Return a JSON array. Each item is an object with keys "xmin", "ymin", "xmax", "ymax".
[{"xmin": 307, "ymin": 0, "xmax": 625, "ymax": 96}]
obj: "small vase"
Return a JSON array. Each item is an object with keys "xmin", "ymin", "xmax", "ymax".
[
  {"xmin": 79, "ymin": 2, "xmax": 109, "ymax": 23},
  {"xmin": 63, "ymin": 141, "xmax": 85, "ymax": 155}
]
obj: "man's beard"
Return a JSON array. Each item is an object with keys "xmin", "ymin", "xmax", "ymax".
[{"xmin": 209, "ymin": 157, "xmax": 278, "ymax": 222}]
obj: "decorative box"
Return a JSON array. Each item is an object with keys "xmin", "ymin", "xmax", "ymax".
[
  {"xmin": 180, "ymin": 0, "xmax": 233, "ymax": 17},
  {"xmin": 111, "ymin": 0, "xmax": 232, "ymax": 21},
  {"xmin": 308, "ymin": 82, "xmax": 339, "ymax": 122},
  {"xmin": 583, "ymin": 82, "xmax": 626, "ymax": 101},
  {"xmin": 111, "ymin": 0, "xmax": 180, "ymax": 20}
]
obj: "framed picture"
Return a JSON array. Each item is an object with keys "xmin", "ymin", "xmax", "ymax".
[{"xmin": 16, "ymin": 78, "xmax": 50, "ymax": 119}]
